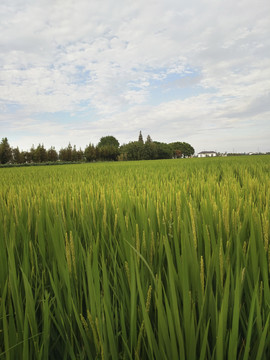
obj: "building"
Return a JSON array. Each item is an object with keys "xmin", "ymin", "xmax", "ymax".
[{"xmin": 198, "ymin": 151, "xmax": 217, "ymax": 158}]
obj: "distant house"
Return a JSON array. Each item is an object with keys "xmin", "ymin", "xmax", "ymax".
[{"xmin": 198, "ymin": 151, "xmax": 217, "ymax": 158}]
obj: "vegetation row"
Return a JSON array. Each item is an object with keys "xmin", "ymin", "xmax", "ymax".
[{"xmin": 0, "ymin": 132, "xmax": 195, "ymax": 165}]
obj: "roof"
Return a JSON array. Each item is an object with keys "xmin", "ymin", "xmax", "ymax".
[{"xmin": 198, "ymin": 151, "xmax": 217, "ymax": 154}]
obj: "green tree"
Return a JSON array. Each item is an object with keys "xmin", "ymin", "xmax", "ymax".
[
  {"xmin": 141, "ymin": 142, "xmax": 157, "ymax": 160},
  {"xmin": 85, "ymin": 144, "xmax": 97, "ymax": 162},
  {"xmin": 71, "ymin": 145, "xmax": 79, "ymax": 162},
  {"xmin": 77, "ymin": 148, "xmax": 84, "ymax": 162},
  {"xmin": 98, "ymin": 145, "xmax": 119, "ymax": 161},
  {"xmin": 146, "ymin": 134, "xmax": 152, "ymax": 143},
  {"xmin": 170, "ymin": 142, "xmax": 195, "ymax": 158},
  {"xmin": 97, "ymin": 136, "xmax": 119, "ymax": 148},
  {"xmin": 12, "ymin": 147, "xmax": 24, "ymax": 164},
  {"xmin": 59, "ymin": 143, "xmax": 73, "ymax": 161},
  {"xmin": 138, "ymin": 131, "xmax": 144, "ymax": 143},
  {"xmin": 154, "ymin": 142, "xmax": 173, "ymax": 159},
  {"xmin": 24, "ymin": 151, "xmax": 32, "ymax": 163},
  {"xmin": 30, "ymin": 145, "xmax": 36, "ymax": 162},
  {"xmin": 47, "ymin": 147, "xmax": 58, "ymax": 162},
  {"xmin": 35, "ymin": 144, "xmax": 48, "ymax": 162},
  {"xmin": 97, "ymin": 136, "xmax": 120, "ymax": 161},
  {"xmin": 0, "ymin": 138, "xmax": 12, "ymax": 164},
  {"xmin": 120, "ymin": 141, "xmax": 143, "ymax": 161}
]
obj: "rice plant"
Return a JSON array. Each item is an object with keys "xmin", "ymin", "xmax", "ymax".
[{"xmin": 0, "ymin": 156, "xmax": 269, "ymax": 359}]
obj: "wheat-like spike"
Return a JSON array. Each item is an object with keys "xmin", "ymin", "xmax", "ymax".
[
  {"xmin": 124, "ymin": 261, "xmax": 130, "ymax": 287},
  {"xmin": 87, "ymin": 311, "xmax": 99, "ymax": 351},
  {"xmin": 146, "ymin": 285, "xmax": 152, "ymax": 313},
  {"xmin": 80, "ymin": 313, "xmax": 92, "ymax": 340},
  {"xmin": 219, "ymin": 240, "xmax": 224, "ymax": 290},
  {"xmin": 136, "ymin": 224, "xmax": 140, "ymax": 264},
  {"xmin": 142, "ymin": 230, "xmax": 146, "ymax": 254},
  {"xmin": 69, "ymin": 231, "xmax": 77, "ymax": 279},
  {"xmin": 150, "ymin": 231, "xmax": 154, "ymax": 266},
  {"xmin": 242, "ymin": 241, "xmax": 247, "ymax": 256},
  {"xmin": 135, "ymin": 322, "xmax": 144, "ymax": 360},
  {"xmin": 65, "ymin": 232, "xmax": 72, "ymax": 273},
  {"xmin": 241, "ymin": 267, "xmax": 246, "ymax": 284},
  {"xmin": 262, "ymin": 213, "xmax": 269, "ymax": 252},
  {"xmin": 200, "ymin": 256, "xmax": 205, "ymax": 296},
  {"xmin": 95, "ymin": 317, "xmax": 104, "ymax": 360},
  {"xmin": 114, "ymin": 213, "xmax": 118, "ymax": 235},
  {"xmin": 189, "ymin": 203, "xmax": 197, "ymax": 250},
  {"xmin": 135, "ymin": 285, "xmax": 152, "ymax": 359},
  {"xmin": 125, "ymin": 215, "xmax": 129, "ymax": 230}
]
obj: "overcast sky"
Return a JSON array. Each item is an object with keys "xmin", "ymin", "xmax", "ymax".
[{"xmin": 0, "ymin": 0, "xmax": 269, "ymax": 153}]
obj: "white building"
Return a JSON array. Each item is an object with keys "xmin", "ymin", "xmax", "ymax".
[{"xmin": 198, "ymin": 151, "xmax": 217, "ymax": 158}]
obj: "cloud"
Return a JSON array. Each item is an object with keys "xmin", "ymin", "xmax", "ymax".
[{"xmin": 0, "ymin": 0, "xmax": 270, "ymax": 152}]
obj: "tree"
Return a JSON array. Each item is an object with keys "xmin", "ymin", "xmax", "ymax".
[
  {"xmin": 141, "ymin": 142, "xmax": 157, "ymax": 160},
  {"xmin": 24, "ymin": 151, "xmax": 32, "ymax": 163},
  {"xmin": 12, "ymin": 147, "xmax": 24, "ymax": 164},
  {"xmin": 170, "ymin": 142, "xmax": 195, "ymax": 158},
  {"xmin": 0, "ymin": 138, "xmax": 12, "ymax": 164},
  {"xmin": 98, "ymin": 145, "xmax": 119, "ymax": 161},
  {"xmin": 97, "ymin": 136, "xmax": 119, "ymax": 148},
  {"xmin": 59, "ymin": 143, "xmax": 72, "ymax": 161},
  {"xmin": 77, "ymin": 148, "xmax": 84, "ymax": 162},
  {"xmin": 120, "ymin": 141, "xmax": 144, "ymax": 161},
  {"xmin": 138, "ymin": 131, "xmax": 144, "ymax": 143},
  {"xmin": 146, "ymin": 135, "xmax": 152, "ymax": 143},
  {"xmin": 85, "ymin": 144, "xmax": 97, "ymax": 162},
  {"xmin": 30, "ymin": 145, "xmax": 36, "ymax": 162},
  {"xmin": 154, "ymin": 142, "xmax": 173, "ymax": 159},
  {"xmin": 96, "ymin": 136, "xmax": 120, "ymax": 161},
  {"xmin": 71, "ymin": 145, "xmax": 79, "ymax": 161},
  {"xmin": 35, "ymin": 144, "xmax": 47, "ymax": 162},
  {"xmin": 47, "ymin": 147, "xmax": 58, "ymax": 162}
]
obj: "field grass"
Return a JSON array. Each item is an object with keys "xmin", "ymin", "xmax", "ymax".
[{"xmin": 0, "ymin": 156, "xmax": 270, "ymax": 359}]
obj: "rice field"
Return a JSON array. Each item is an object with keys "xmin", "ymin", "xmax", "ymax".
[{"xmin": 0, "ymin": 156, "xmax": 270, "ymax": 359}]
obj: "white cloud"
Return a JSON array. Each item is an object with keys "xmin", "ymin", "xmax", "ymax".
[{"xmin": 0, "ymin": 0, "xmax": 270, "ymax": 152}]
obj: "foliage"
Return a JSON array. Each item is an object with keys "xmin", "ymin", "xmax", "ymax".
[
  {"xmin": 0, "ymin": 156, "xmax": 270, "ymax": 359},
  {"xmin": 121, "ymin": 140, "xmax": 172, "ymax": 161},
  {"xmin": 154, "ymin": 141, "xmax": 173, "ymax": 159},
  {"xmin": 97, "ymin": 144, "xmax": 120, "ymax": 161},
  {"xmin": 47, "ymin": 147, "xmax": 58, "ymax": 162},
  {"xmin": 0, "ymin": 137, "xmax": 12, "ymax": 164},
  {"xmin": 12, "ymin": 147, "xmax": 24, "ymax": 164},
  {"xmin": 97, "ymin": 135, "xmax": 120, "ymax": 148},
  {"xmin": 84, "ymin": 143, "xmax": 97, "ymax": 162},
  {"xmin": 170, "ymin": 141, "xmax": 195, "ymax": 157},
  {"xmin": 138, "ymin": 130, "xmax": 144, "ymax": 143},
  {"xmin": 96, "ymin": 136, "xmax": 120, "ymax": 161},
  {"xmin": 0, "ymin": 134, "xmax": 195, "ymax": 165}
]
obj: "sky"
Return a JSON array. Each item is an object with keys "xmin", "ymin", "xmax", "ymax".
[{"xmin": 0, "ymin": 0, "xmax": 270, "ymax": 154}]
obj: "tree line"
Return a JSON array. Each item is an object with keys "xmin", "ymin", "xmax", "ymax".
[{"xmin": 0, "ymin": 132, "xmax": 195, "ymax": 165}]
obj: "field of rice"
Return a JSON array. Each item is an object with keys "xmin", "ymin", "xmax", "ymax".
[{"xmin": 0, "ymin": 156, "xmax": 270, "ymax": 359}]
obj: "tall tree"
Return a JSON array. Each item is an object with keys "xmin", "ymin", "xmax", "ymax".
[
  {"xmin": 12, "ymin": 147, "xmax": 24, "ymax": 164},
  {"xmin": 97, "ymin": 136, "xmax": 120, "ymax": 161},
  {"xmin": 35, "ymin": 144, "xmax": 47, "ymax": 162},
  {"xmin": 47, "ymin": 147, "xmax": 58, "ymax": 162},
  {"xmin": 97, "ymin": 136, "xmax": 119, "ymax": 148},
  {"xmin": 154, "ymin": 142, "xmax": 173, "ymax": 159},
  {"xmin": 85, "ymin": 144, "xmax": 97, "ymax": 162},
  {"xmin": 59, "ymin": 143, "xmax": 73, "ymax": 161},
  {"xmin": 146, "ymin": 135, "xmax": 152, "ymax": 143},
  {"xmin": 170, "ymin": 142, "xmax": 195, "ymax": 158},
  {"xmin": 138, "ymin": 131, "xmax": 144, "ymax": 143},
  {"xmin": 0, "ymin": 138, "xmax": 12, "ymax": 164}
]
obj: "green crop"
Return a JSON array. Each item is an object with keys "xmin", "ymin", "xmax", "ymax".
[{"xmin": 0, "ymin": 156, "xmax": 270, "ymax": 359}]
